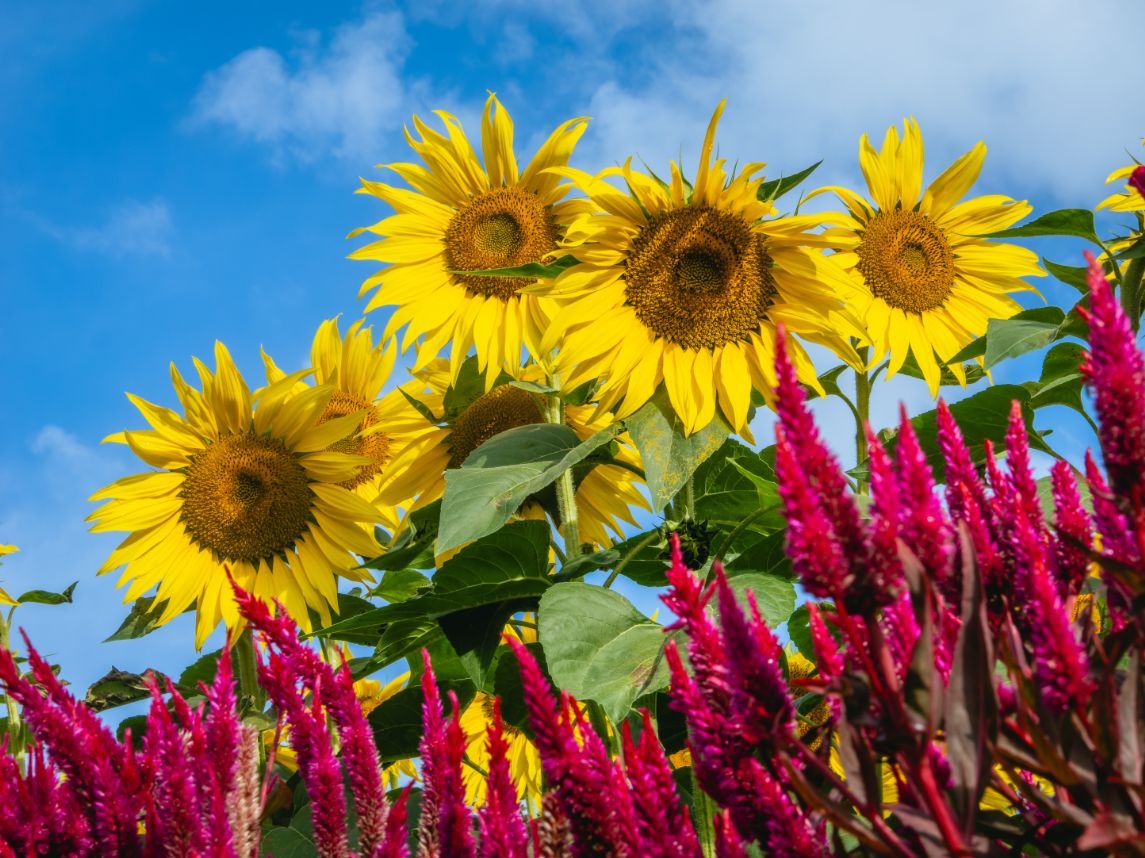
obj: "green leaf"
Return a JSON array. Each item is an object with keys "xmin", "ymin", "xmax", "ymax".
[
  {"xmin": 317, "ymin": 521, "xmax": 552, "ymax": 638},
  {"xmin": 983, "ymin": 307, "xmax": 1066, "ymax": 369},
  {"xmin": 260, "ymin": 825, "xmax": 317, "ymax": 857},
  {"xmin": 1042, "ymin": 258, "xmax": 1092, "ymax": 294},
  {"xmin": 624, "ymin": 387, "xmax": 731, "ymax": 510},
  {"xmin": 757, "ymin": 161, "xmax": 822, "ymax": 202},
  {"xmin": 493, "ymin": 641, "xmax": 550, "ymax": 732},
  {"xmin": 372, "ymin": 568, "xmax": 432, "ymax": 602},
  {"xmin": 438, "ymin": 423, "xmax": 620, "ymax": 553},
  {"xmin": 787, "ymin": 605, "xmax": 815, "ymax": 661},
  {"xmin": 1037, "ymin": 341, "xmax": 1086, "ymax": 392},
  {"xmin": 17, "ymin": 581, "xmax": 77, "ymax": 606},
  {"xmin": 897, "ymin": 351, "xmax": 986, "ymax": 387},
  {"xmin": 984, "ymin": 208, "xmax": 1100, "ymax": 243},
  {"xmin": 693, "ymin": 439, "xmax": 783, "ymax": 532},
  {"xmin": 105, "ymin": 596, "xmax": 169, "ymax": 642},
  {"xmin": 553, "ymin": 548, "xmax": 621, "ymax": 582},
  {"xmin": 177, "ymin": 649, "xmax": 225, "ymax": 692},
  {"xmin": 723, "ymin": 530, "xmax": 792, "ymax": 579},
  {"xmin": 725, "ymin": 574, "xmax": 797, "ymax": 628},
  {"xmin": 454, "ymin": 254, "xmax": 579, "ymax": 279},
  {"xmin": 802, "ymin": 365, "xmax": 848, "ymax": 401},
  {"xmin": 442, "ymin": 356, "xmax": 503, "ymax": 421},
  {"xmin": 539, "ymin": 583, "xmax": 672, "ymax": 724},
  {"xmin": 366, "ymin": 619, "xmax": 443, "ymax": 672},
  {"xmin": 399, "ymin": 387, "xmax": 438, "ymax": 424},
  {"xmin": 364, "ymin": 501, "xmax": 440, "ymax": 573},
  {"xmin": 608, "ymin": 530, "xmax": 671, "ymax": 587},
  {"xmin": 85, "ymin": 668, "xmax": 153, "ymax": 712}
]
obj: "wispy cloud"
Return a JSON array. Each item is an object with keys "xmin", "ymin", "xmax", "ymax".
[
  {"xmin": 26, "ymin": 198, "xmax": 173, "ymax": 257},
  {"xmin": 188, "ymin": 10, "xmax": 412, "ymax": 164}
]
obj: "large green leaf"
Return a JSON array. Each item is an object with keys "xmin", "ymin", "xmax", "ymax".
[
  {"xmin": 886, "ymin": 385, "xmax": 1046, "ymax": 478},
  {"xmin": 317, "ymin": 521, "xmax": 552, "ymax": 639},
  {"xmin": 984, "ymin": 208, "xmax": 1100, "ymax": 243},
  {"xmin": 260, "ymin": 827, "xmax": 316, "ymax": 857},
  {"xmin": 723, "ymin": 531, "xmax": 792, "ymax": 581},
  {"xmin": 982, "ymin": 307, "xmax": 1066, "ymax": 369},
  {"xmin": 438, "ymin": 422, "xmax": 619, "ymax": 552},
  {"xmin": 539, "ymin": 583, "xmax": 672, "ymax": 724},
  {"xmin": 725, "ymin": 573, "xmax": 797, "ymax": 628},
  {"xmin": 693, "ymin": 439, "xmax": 783, "ymax": 531},
  {"xmin": 624, "ymin": 387, "xmax": 731, "ymax": 511}
]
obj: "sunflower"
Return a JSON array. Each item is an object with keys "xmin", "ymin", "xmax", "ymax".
[
  {"xmin": 349, "ymin": 94, "xmax": 588, "ymax": 384},
  {"xmin": 532, "ymin": 102, "xmax": 865, "ymax": 437},
  {"xmin": 261, "ymin": 318, "xmax": 432, "ymax": 530},
  {"xmin": 1097, "ymin": 142, "xmax": 1145, "ymax": 215},
  {"xmin": 810, "ymin": 118, "xmax": 1044, "ymax": 394},
  {"xmin": 89, "ymin": 343, "xmax": 383, "ymax": 648},
  {"xmin": 0, "ymin": 544, "xmax": 17, "ymax": 607},
  {"xmin": 379, "ymin": 359, "xmax": 648, "ymax": 553}
]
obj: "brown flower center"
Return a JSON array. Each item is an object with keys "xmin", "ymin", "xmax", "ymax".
[
  {"xmin": 855, "ymin": 209, "xmax": 955, "ymax": 313},
  {"xmin": 443, "ymin": 187, "xmax": 558, "ymax": 302},
  {"xmin": 448, "ymin": 385, "xmax": 545, "ymax": 468},
  {"xmin": 318, "ymin": 391, "xmax": 392, "ymax": 490},
  {"xmin": 624, "ymin": 206, "xmax": 779, "ymax": 349},
  {"xmin": 181, "ymin": 434, "xmax": 313, "ymax": 563}
]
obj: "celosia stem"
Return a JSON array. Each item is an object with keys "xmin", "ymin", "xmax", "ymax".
[
  {"xmin": 544, "ymin": 378, "xmax": 582, "ymax": 560},
  {"xmin": 0, "ymin": 608, "xmax": 23, "ymax": 770},
  {"xmin": 234, "ymin": 627, "xmax": 263, "ymax": 713},
  {"xmin": 854, "ymin": 348, "xmax": 872, "ymax": 496},
  {"xmin": 1122, "ymin": 256, "xmax": 1144, "ymax": 332}
]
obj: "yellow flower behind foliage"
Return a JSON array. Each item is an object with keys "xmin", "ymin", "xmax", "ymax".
[
  {"xmin": 89, "ymin": 344, "xmax": 382, "ymax": 647},
  {"xmin": 261, "ymin": 318, "xmax": 432, "ymax": 531},
  {"xmin": 350, "ymin": 94, "xmax": 589, "ymax": 383},
  {"xmin": 0, "ymin": 544, "xmax": 18, "ymax": 607},
  {"xmin": 380, "ymin": 359, "xmax": 647, "ymax": 553},
  {"xmin": 1097, "ymin": 143, "xmax": 1145, "ymax": 215},
  {"xmin": 267, "ymin": 669, "xmax": 417, "ymax": 788},
  {"xmin": 811, "ymin": 118, "xmax": 1043, "ymax": 395},
  {"xmin": 535, "ymin": 102, "xmax": 866, "ymax": 437},
  {"xmin": 458, "ymin": 618, "xmax": 543, "ymax": 809}
]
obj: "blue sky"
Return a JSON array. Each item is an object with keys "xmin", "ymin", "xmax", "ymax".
[{"xmin": 2, "ymin": 0, "xmax": 1143, "ymax": 694}]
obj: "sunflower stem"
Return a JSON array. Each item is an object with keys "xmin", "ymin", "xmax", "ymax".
[
  {"xmin": 854, "ymin": 349, "xmax": 872, "ymax": 496},
  {"xmin": 234, "ymin": 626, "xmax": 264, "ymax": 714},
  {"xmin": 544, "ymin": 384, "xmax": 583, "ymax": 560}
]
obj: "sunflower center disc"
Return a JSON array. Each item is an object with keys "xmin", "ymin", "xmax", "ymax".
[
  {"xmin": 444, "ymin": 187, "xmax": 558, "ymax": 302},
  {"xmin": 856, "ymin": 209, "xmax": 955, "ymax": 313},
  {"xmin": 319, "ymin": 391, "xmax": 392, "ymax": 490},
  {"xmin": 448, "ymin": 385, "xmax": 545, "ymax": 468},
  {"xmin": 181, "ymin": 433, "xmax": 313, "ymax": 563},
  {"xmin": 624, "ymin": 206, "xmax": 779, "ymax": 350}
]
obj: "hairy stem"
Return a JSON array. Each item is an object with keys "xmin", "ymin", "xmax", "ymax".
[
  {"xmin": 854, "ymin": 348, "xmax": 872, "ymax": 496},
  {"xmin": 543, "ymin": 382, "xmax": 583, "ymax": 561},
  {"xmin": 234, "ymin": 626, "xmax": 264, "ymax": 713}
]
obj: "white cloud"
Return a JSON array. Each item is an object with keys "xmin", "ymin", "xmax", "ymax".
[
  {"xmin": 569, "ymin": 0, "xmax": 1145, "ymax": 205},
  {"xmin": 189, "ymin": 10, "xmax": 412, "ymax": 164}
]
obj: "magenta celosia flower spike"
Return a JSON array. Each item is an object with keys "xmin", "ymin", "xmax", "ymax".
[
  {"xmin": 417, "ymin": 651, "xmax": 475, "ymax": 858},
  {"xmin": 477, "ymin": 698, "xmax": 529, "ymax": 858},
  {"xmin": 1081, "ymin": 250, "xmax": 1145, "ymax": 502}
]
